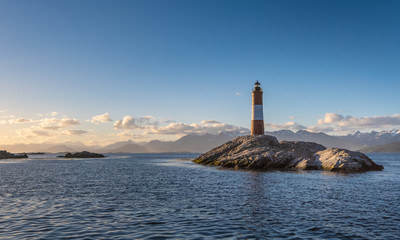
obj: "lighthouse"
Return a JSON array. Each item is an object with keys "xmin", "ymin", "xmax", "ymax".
[{"xmin": 251, "ymin": 81, "xmax": 264, "ymax": 135}]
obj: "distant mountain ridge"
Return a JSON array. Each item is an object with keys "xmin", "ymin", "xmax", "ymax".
[
  {"xmin": 360, "ymin": 142, "xmax": 400, "ymax": 153},
  {"xmin": 267, "ymin": 129, "xmax": 400, "ymax": 151},
  {"xmin": 2, "ymin": 129, "xmax": 400, "ymax": 153}
]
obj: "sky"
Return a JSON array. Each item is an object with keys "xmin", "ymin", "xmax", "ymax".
[{"xmin": 0, "ymin": 0, "xmax": 399, "ymax": 145}]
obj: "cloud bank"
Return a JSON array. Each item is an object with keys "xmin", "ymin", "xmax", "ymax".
[
  {"xmin": 90, "ymin": 113, "xmax": 112, "ymax": 124},
  {"xmin": 265, "ymin": 113, "xmax": 400, "ymax": 134},
  {"xmin": 113, "ymin": 116, "xmax": 249, "ymax": 136},
  {"xmin": 317, "ymin": 113, "xmax": 400, "ymax": 128},
  {"xmin": 114, "ymin": 115, "xmax": 157, "ymax": 130},
  {"xmin": 62, "ymin": 130, "xmax": 89, "ymax": 135},
  {"xmin": 265, "ymin": 121, "xmax": 307, "ymax": 131},
  {"xmin": 40, "ymin": 118, "xmax": 80, "ymax": 130},
  {"xmin": 3, "ymin": 110, "xmax": 400, "ymax": 145},
  {"xmin": 148, "ymin": 120, "xmax": 249, "ymax": 135}
]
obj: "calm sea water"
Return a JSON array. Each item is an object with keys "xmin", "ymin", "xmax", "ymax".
[{"xmin": 0, "ymin": 153, "xmax": 399, "ymax": 239}]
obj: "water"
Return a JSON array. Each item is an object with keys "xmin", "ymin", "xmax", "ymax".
[{"xmin": 0, "ymin": 153, "xmax": 399, "ymax": 239}]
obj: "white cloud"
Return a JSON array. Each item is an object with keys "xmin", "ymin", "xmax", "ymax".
[
  {"xmin": 16, "ymin": 126, "xmax": 54, "ymax": 139},
  {"xmin": 40, "ymin": 117, "xmax": 80, "ymax": 130},
  {"xmin": 62, "ymin": 130, "xmax": 89, "ymax": 135},
  {"xmin": 317, "ymin": 113, "xmax": 344, "ymax": 124},
  {"xmin": 200, "ymin": 120, "xmax": 220, "ymax": 124},
  {"xmin": 265, "ymin": 121, "xmax": 307, "ymax": 131},
  {"xmin": 31, "ymin": 130, "xmax": 52, "ymax": 137},
  {"xmin": 51, "ymin": 112, "xmax": 58, "ymax": 117},
  {"xmin": 114, "ymin": 115, "xmax": 157, "ymax": 130},
  {"xmin": 89, "ymin": 113, "xmax": 112, "ymax": 124},
  {"xmin": 265, "ymin": 113, "xmax": 400, "ymax": 134},
  {"xmin": 236, "ymin": 92, "xmax": 242, "ymax": 96},
  {"xmin": 10, "ymin": 118, "xmax": 35, "ymax": 124},
  {"xmin": 0, "ymin": 118, "xmax": 35, "ymax": 124},
  {"xmin": 148, "ymin": 120, "xmax": 249, "ymax": 135},
  {"xmin": 316, "ymin": 113, "xmax": 400, "ymax": 130},
  {"xmin": 306, "ymin": 125, "xmax": 335, "ymax": 133},
  {"xmin": 0, "ymin": 114, "xmax": 15, "ymax": 119}
]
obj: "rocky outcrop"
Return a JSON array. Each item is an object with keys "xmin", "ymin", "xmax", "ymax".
[
  {"xmin": 293, "ymin": 148, "xmax": 384, "ymax": 172},
  {"xmin": 59, "ymin": 151, "xmax": 105, "ymax": 158},
  {"xmin": 193, "ymin": 135, "xmax": 383, "ymax": 172},
  {"xmin": 0, "ymin": 150, "xmax": 28, "ymax": 159}
]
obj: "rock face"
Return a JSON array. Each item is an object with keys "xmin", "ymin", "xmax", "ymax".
[
  {"xmin": 0, "ymin": 150, "xmax": 28, "ymax": 159},
  {"xmin": 193, "ymin": 135, "xmax": 383, "ymax": 172},
  {"xmin": 61, "ymin": 151, "xmax": 105, "ymax": 158}
]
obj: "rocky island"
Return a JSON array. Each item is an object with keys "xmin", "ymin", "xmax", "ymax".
[
  {"xmin": 58, "ymin": 151, "xmax": 105, "ymax": 158},
  {"xmin": 0, "ymin": 150, "xmax": 28, "ymax": 159},
  {"xmin": 193, "ymin": 135, "xmax": 383, "ymax": 173}
]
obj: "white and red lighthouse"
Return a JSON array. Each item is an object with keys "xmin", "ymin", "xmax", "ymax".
[{"xmin": 251, "ymin": 81, "xmax": 264, "ymax": 135}]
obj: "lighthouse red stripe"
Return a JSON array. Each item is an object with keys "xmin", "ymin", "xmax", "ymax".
[{"xmin": 251, "ymin": 120, "xmax": 264, "ymax": 135}]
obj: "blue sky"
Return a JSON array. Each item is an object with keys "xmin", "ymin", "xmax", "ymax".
[{"xmin": 0, "ymin": 0, "xmax": 399, "ymax": 145}]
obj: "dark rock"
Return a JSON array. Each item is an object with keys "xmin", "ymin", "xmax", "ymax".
[
  {"xmin": 61, "ymin": 151, "xmax": 105, "ymax": 158},
  {"xmin": 193, "ymin": 135, "xmax": 383, "ymax": 173},
  {"xmin": 0, "ymin": 150, "xmax": 28, "ymax": 159}
]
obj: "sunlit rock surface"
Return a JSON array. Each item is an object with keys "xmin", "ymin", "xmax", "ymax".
[
  {"xmin": 304, "ymin": 148, "xmax": 383, "ymax": 172},
  {"xmin": 193, "ymin": 135, "xmax": 383, "ymax": 172}
]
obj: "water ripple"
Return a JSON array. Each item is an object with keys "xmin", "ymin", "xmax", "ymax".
[{"xmin": 0, "ymin": 153, "xmax": 399, "ymax": 239}]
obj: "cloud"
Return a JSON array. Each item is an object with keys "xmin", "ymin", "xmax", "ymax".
[
  {"xmin": 114, "ymin": 115, "xmax": 157, "ymax": 130},
  {"xmin": 316, "ymin": 113, "xmax": 400, "ymax": 130},
  {"xmin": 0, "ymin": 114, "xmax": 15, "ymax": 119},
  {"xmin": 200, "ymin": 120, "xmax": 220, "ymax": 124},
  {"xmin": 41, "ymin": 126, "xmax": 62, "ymax": 130},
  {"xmin": 148, "ymin": 120, "xmax": 250, "ymax": 135},
  {"xmin": 236, "ymin": 92, "xmax": 242, "ymax": 96},
  {"xmin": 0, "ymin": 118, "xmax": 35, "ymax": 124},
  {"xmin": 265, "ymin": 121, "xmax": 307, "ymax": 131},
  {"xmin": 114, "ymin": 116, "xmax": 249, "ymax": 136},
  {"xmin": 317, "ymin": 113, "xmax": 344, "ymax": 124},
  {"xmin": 16, "ymin": 126, "xmax": 55, "ymax": 139},
  {"xmin": 51, "ymin": 112, "xmax": 58, "ymax": 117},
  {"xmin": 264, "ymin": 113, "xmax": 400, "ymax": 134},
  {"xmin": 31, "ymin": 130, "xmax": 52, "ymax": 137},
  {"xmin": 0, "ymin": 117, "xmax": 36, "ymax": 125},
  {"xmin": 40, "ymin": 118, "xmax": 80, "ymax": 130},
  {"xmin": 5, "ymin": 114, "xmax": 90, "ymax": 142},
  {"xmin": 89, "ymin": 113, "xmax": 112, "ymax": 124},
  {"xmin": 11, "ymin": 118, "xmax": 35, "ymax": 124},
  {"xmin": 115, "ymin": 132, "xmax": 151, "ymax": 140},
  {"xmin": 62, "ymin": 130, "xmax": 89, "ymax": 135},
  {"xmin": 306, "ymin": 125, "xmax": 335, "ymax": 133}
]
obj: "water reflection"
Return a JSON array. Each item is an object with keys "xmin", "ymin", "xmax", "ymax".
[{"xmin": 241, "ymin": 172, "xmax": 269, "ymax": 236}]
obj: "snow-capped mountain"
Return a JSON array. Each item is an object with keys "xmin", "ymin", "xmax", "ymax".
[
  {"xmin": 2, "ymin": 129, "xmax": 400, "ymax": 153},
  {"xmin": 267, "ymin": 129, "xmax": 400, "ymax": 150}
]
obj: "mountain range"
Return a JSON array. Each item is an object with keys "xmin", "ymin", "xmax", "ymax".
[
  {"xmin": 266, "ymin": 129, "xmax": 400, "ymax": 151},
  {"xmin": 1, "ymin": 129, "xmax": 400, "ymax": 153},
  {"xmin": 360, "ymin": 142, "xmax": 400, "ymax": 153}
]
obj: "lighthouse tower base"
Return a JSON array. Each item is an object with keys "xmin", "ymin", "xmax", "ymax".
[{"xmin": 251, "ymin": 120, "xmax": 264, "ymax": 135}]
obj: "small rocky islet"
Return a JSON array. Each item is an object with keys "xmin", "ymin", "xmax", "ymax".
[
  {"xmin": 0, "ymin": 150, "xmax": 28, "ymax": 159},
  {"xmin": 193, "ymin": 135, "xmax": 383, "ymax": 173},
  {"xmin": 58, "ymin": 151, "xmax": 106, "ymax": 158}
]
